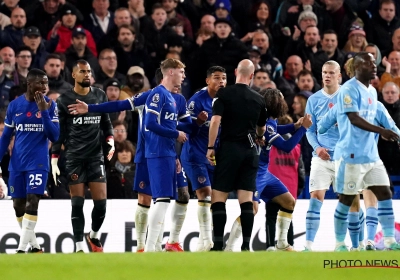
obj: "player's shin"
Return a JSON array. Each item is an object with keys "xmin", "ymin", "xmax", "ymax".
[
  {"xmin": 210, "ymin": 202, "xmax": 227, "ymax": 251},
  {"xmin": 377, "ymin": 199, "xmax": 397, "ymax": 247},
  {"xmin": 225, "ymin": 217, "xmax": 242, "ymax": 251},
  {"xmin": 145, "ymin": 199, "xmax": 170, "ymax": 252},
  {"xmin": 334, "ymin": 202, "xmax": 350, "ymax": 248},
  {"xmin": 276, "ymin": 208, "xmax": 293, "ymax": 249},
  {"xmin": 155, "ymin": 221, "xmax": 165, "ymax": 252},
  {"xmin": 358, "ymin": 208, "xmax": 365, "ymax": 249},
  {"xmin": 365, "ymin": 207, "xmax": 378, "ymax": 243},
  {"xmin": 91, "ymin": 199, "xmax": 107, "ymax": 238},
  {"xmin": 240, "ymin": 202, "xmax": 254, "ymax": 251},
  {"xmin": 198, "ymin": 197, "xmax": 213, "ymax": 251},
  {"xmin": 18, "ymin": 211, "xmax": 38, "ymax": 252},
  {"xmin": 135, "ymin": 203, "xmax": 150, "ymax": 251},
  {"xmin": 305, "ymin": 198, "xmax": 323, "ymax": 250},
  {"xmin": 71, "ymin": 196, "xmax": 85, "ymax": 252},
  {"xmin": 168, "ymin": 200, "xmax": 188, "ymax": 245}
]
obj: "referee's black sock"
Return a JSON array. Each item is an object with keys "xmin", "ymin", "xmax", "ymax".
[
  {"xmin": 211, "ymin": 202, "xmax": 226, "ymax": 251},
  {"xmin": 71, "ymin": 196, "xmax": 85, "ymax": 242},
  {"xmin": 240, "ymin": 201, "xmax": 254, "ymax": 251},
  {"xmin": 92, "ymin": 199, "xmax": 107, "ymax": 233}
]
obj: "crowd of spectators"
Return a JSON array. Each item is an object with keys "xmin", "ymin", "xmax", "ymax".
[{"xmin": 1, "ymin": 0, "xmax": 400, "ymax": 199}]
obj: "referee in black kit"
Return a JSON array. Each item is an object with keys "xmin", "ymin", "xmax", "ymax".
[{"xmin": 206, "ymin": 59, "xmax": 267, "ymax": 251}]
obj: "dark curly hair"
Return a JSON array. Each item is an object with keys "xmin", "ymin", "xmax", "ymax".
[{"xmin": 259, "ymin": 88, "xmax": 288, "ymax": 119}]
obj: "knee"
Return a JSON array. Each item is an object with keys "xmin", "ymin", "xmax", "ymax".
[
  {"xmin": 138, "ymin": 194, "xmax": 152, "ymax": 206},
  {"xmin": 13, "ymin": 201, "xmax": 25, "ymax": 217},
  {"xmin": 93, "ymin": 199, "xmax": 107, "ymax": 213},
  {"xmin": 25, "ymin": 194, "xmax": 40, "ymax": 212},
  {"xmin": 71, "ymin": 196, "xmax": 85, "ymax": 209},
  {"xmin": 283, "ymin": 197, "xmax": 296, "ymax": 211},
  {"xmin": 177, "ymin": 188, "xmax": 190, "ymax": 203}
]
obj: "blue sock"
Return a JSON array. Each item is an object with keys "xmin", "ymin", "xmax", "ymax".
[
  {"xmin": 366, "ymin": 207, "xmax": 378, "ymax": 241},
  {"xmin": 334, "ymin": 202, "xmax": 350, "ymax": 243},
  {"xmin": 306, "ymin": 198, "xmax": 322, "ymax": 242},
  {"xmin": 358, "ymin": 208, "xmax": 365, "ymax": 242},
  {"xmin": 348, "ymin": 212, "xmax": 360, "ymax": 248},
  {"xmin": 377, "ymin": 199, "xmax": 395, "ymax": 238}
]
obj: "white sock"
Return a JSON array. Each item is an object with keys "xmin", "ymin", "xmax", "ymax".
[
  {"xmin": 276, "ymin": 211, "xmax": 292, "ymax": 249},
  {"xmin": 168, "ymin": 202, "xmax": 187, "ymax": 244},
  {"xmin": 17, "ymin": 216, "xmax": 36, "ymax": 247},
  {"xmin": 225, "ymin": 217, "xmax": 242, "ymax": 251},
  {"xmin": 18, "ymin": 215, "xmax": 37, "ymax": 251},
  {"xmin": 305, "ymin": 240, "xmax": 313, "ymax": 250},
  {"xmin": 155, "ymin": 221, "xmax": 165, "ymax": 252},
  {"xmin": 198, "ymin": 202, "xmax": 212, "ymax": 246},
  {"xmin": 76, "ymin": 241, "xmax": 84, "ymax": 252},
  {"xmin": 145, "ymin": 202, "xmax": 169, "ymax": 252},
  {"xmin": 90, "ymin": 230, "xmax": 99, "ymax": 239},
  {"xmin": 135, "ymin": 205, "xmax": 149, "ymax": 251},
  {"xmin": 196, "ymin": 231, "xmax": 204, "ymax": 252}
]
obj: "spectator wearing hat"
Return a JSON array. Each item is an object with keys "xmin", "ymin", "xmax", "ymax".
[
  {"xmin": 96, "ymin": 48, "xmax": 126, "ymax": 85},
  {"xmin": 366, "ymin": 0, "xmax": 400, "ymax": 57},
  {"xmin": 65, "ymin": 27, "xmax": 100, "ymax": 75},
  {"xmin": 324, "ymin": 0, "xmax": 357, "ymax": 49},
  {"xmin": 44, "ymin": 53, "xmax": 72, "ymax": 93},
  {"xmin": 121, "ymin": 66, "xmax": 150, "ymax": 99},
  {"xmin": 162, "ymin": 0, "xmax": 193, "ymax": 39},
  {"xmin": 21, "ymin": 26, "xmax": 49, "ymax": 69},
  {"xmin": 103, "ymin": 78, "xmax": 138, "ymax": 144},
  {"xmin": 48, "ymin": 4, "xmax": 97, "ymax": 57},
  {"xmin": 248, "ymin": 45, "xmax": 262, "ymax": 69},
  {"xmin": 277, "ymin": 1, "xmax": 331, "ymax": 37},
  {"xmin": 142, "ymin": 3, "xmax": 175, "ymax": 69},
  {"xmin": 343, "ymin": 25, "xmax": 368, "ymax": 53},
  {"xmin": 292, "ymin": 90, "xmax": 313, "ymax": 174},
  {"xmin": 114, "ymin": 24, "xmax": 151, "ymax": 77},
  {"xmin": 214, "ymin": 0, "xmax": 241, "ymax": 37},
  {"xmin": 0, "ymin": 55, "xmax": 14, "ymax": 111},
  {"xmin": 251, "ymin": 30, "xmax": 282, "ymax": 80},
  {"xmin": 84, "ymin": 0, "xmax": 116, "ymax": 45},
  {"xmin": 192, "ymin": 17, "xmax": 248, "ymax": 89}
]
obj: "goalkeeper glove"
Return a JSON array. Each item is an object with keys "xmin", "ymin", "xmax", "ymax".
[
  {"xmin": 106, "ymin": 136, "xmax": 115, "ymax": 161},
  {"xmin": 51, "ymin": 155, "xmax": 60, "ymax": 185}
]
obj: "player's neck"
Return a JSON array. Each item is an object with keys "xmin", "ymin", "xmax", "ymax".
[
  {"xmin": 160, "ymin": 80, "xmax": 175, "ymax": 92},
  {"xmin": 207, "ymin": 87, "xmax": 217, "ymax": 98},
  {"xmin": 24, "ymin": 92, "xmax": 34, "ymax": 102},
  {"xmin": 323, "ymin": 85, "xmax": 339, "ymax": 95},
  {"xmin": 355, "ymin": 76, "xmax": 370, "ymax": 88},
  {"xmin": 74, "ymin": 85, "xmax": 91, "ymax": 95}
]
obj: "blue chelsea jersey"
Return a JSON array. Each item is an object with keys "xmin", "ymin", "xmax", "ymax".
[{"xmin": 5, "ymin": 95, "xmax": 58, "ymax": 171}]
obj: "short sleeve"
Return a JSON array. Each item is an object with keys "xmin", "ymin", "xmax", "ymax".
[
  {"xmin": 265, "ymin": 121, "xmax": 279, "ymax": 143},
  {"xmin": 4, "ymin": 102, "xmax": 14, "ymax": 128},
  {"xmin": 340, "ymin": 85, "xmax": 360, "ymax": 113},
  {"xmin": 187, "ymin": 97, "xmax": 201, "ymax": 117},
  {"xmin": 50, "ymin": 100, "xmax": 59, "ymax": 122},
  {"xmin": 257, "ymin": 99, "xmax": 267, "ymax": 127},
  {"xmin": 146, "ymin": 91, "xmax": 164, "ymax": 116},
  {"xmin": 212, "ymin": 88, "xmax": 225, "ymax": 116}
]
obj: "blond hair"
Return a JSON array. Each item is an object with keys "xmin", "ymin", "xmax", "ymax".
[
  {"xmin": 160, "ymin": 58, "xmax": 185, "ymax": 75},
  {"xmin": 323, "ymin": 60, "xmax": 341, "ymax": 72},
  {"xmin": 344, "ymin": 58, "xmax": 355, "ymax": 78}
]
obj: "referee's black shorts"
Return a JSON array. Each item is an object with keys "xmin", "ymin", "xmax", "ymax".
[{"xmin": 212, "ymin": 141, "xmax": 259, "ymax": 193}]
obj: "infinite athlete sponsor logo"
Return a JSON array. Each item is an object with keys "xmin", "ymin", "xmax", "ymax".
[
  {"xmin": 73, "ymin": 116, "xmax": 101, "ymax": 124},
  {"xmin": 15, "ymin": 123, "xmax": 44, "ymax": 132}
]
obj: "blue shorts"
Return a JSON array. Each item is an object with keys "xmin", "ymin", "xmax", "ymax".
[
  {"xmin": 147, "ymin": 157, "xmax": 177, "ymax": 200},
  {"xmin": 177, "ymin": 168, "xmax": 188, "ymax": 188},
  {"xmin": 254, "ymin": 165, "xmax": 288, "ymax": 203},
  {"xmin": 133, "ymin": 162, "xmax": 152, "ymax": 196},
  {"xmin": 181, "ymin": 160, "xmax": 214, "ymax": 191},
  {"xmin": 8, "ymin": 170, "xmax": 48, "ymax": 199}
]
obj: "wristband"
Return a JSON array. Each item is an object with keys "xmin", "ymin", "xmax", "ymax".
[{"xmin": 207, "ymin": 147, "xmax": 215, "ymax": 149}]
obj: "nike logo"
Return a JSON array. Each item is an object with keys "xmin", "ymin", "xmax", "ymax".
[
  {"xmin": 293, "ymin": 231, "xmax": 306, "ymax": 239},
  {"xmin": 251, "ymin": 229, "xmax": 306, "ymax": 250},
  {"xmin": 16, "ymin": 113, "xmax": 23, "ymax": 116}
]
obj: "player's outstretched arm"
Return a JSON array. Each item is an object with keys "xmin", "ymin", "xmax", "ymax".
[
  {"xmin": 305, "ymin": 101, "xmax": 321, "ymax": 150},
  {"xmin": 68, "ymin": 99, "xmax": 133, "ymax": 115},
  {"xmin": 375, "ymin": 102, "xmax": 400, "ymax": 137},
  {"xmin": 318, "ymin": 105, "xmax": 337, "ymax": 135},
  {"xmin": 277, "ymin": 123, "xmax": 296, "ymax": 135}
]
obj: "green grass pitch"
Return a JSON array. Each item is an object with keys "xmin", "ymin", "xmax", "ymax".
[{"xmin": 1, "ymin": 251, "xmax": 399, "ymax": 280}]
